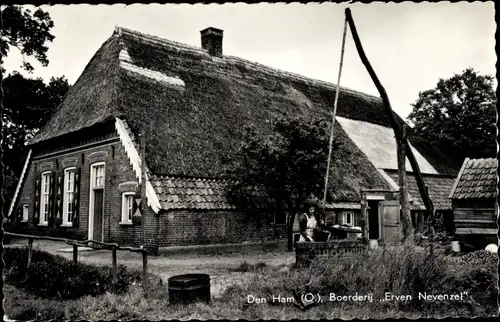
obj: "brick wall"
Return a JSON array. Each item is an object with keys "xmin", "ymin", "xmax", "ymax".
[
  {"xmin": 157, "ymin": 209, "xmax": 287, "ymax": 247},
  {"xmin": 12, "ymin": 127, "xmax": 286, "ymax": 253}
]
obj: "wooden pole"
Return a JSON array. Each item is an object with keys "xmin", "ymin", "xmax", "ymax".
[
  {"xmin": 72, "ymin": 244, "xmax": 78, "ymax": 274},
  {"xmin": 322, "ymin": 17, "xmax": 348, "ymax": 218},
  {"xmin": 27, "ymin": 238, "xmax": 33, "ymax": 269},
  {"xmin": 112, "ymin": 245, "xmax": 117, "ymax": 288},
  {"xmin": 397, "ymin": 125, "xmax": 413, "ymax": 242},
  {"xmin": 142, "ymin": 250, "xmax": 148, "ymax": 295},
  {"xmin": 360, "ymin": 192, "xmax": 368, "ymax": 244},
  {"xmin": 140, "ymin": 128, "xmax": 147, "ymax": 249}
]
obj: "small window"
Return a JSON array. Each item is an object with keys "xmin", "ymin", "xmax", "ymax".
[
  {"xmin": 91, "ymin": 163, "xmax": 105, "ymax": 189},
  {"xmin": 121, "ymin": 192, "xmax": 135, "ymax": 224},
  {"xmin": 39, "ymin": 171, "xmax": 51, "ymax": 225},
  {"xmin": 342, "ymin": 211, "xmax": 354, "ymax": 226},
  {"xmin": 22, "ymin": 204, "xmax": 29, "ymax": 222},
  {"xmin": 62, "ymin": 167, "xmax": 76, "ymax": 226},
  {"xmin": 274, "ymin": 211, "xmax": 287, "ymax": 225}
]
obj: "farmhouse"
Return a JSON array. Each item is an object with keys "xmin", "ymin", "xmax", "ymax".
[
  {"xmin": 8, "ymin": 26, "xmax": 459, "ymax": 253},
  {"xmin": 448, "ymin": 158, "xmax": 498, "ymax": 247}
]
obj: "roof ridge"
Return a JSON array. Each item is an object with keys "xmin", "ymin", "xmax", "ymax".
[{"xmin": 115, "ymin": 26, "xmax": 382, "ymax": 104}]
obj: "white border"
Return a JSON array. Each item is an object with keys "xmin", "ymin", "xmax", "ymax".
[
  {"xmin": 38, "ymin": 171, "xmax": 52, "ymax": 226},
  {"xmin": 62, "ymin": 167, "xmax": 76, "ymax": 227},
  {"xmin": 89, "ymin": 162, "xmax": 105, "ymax": 241},
  {"xmin": 115, "ymin": 118, "xmax": 161, "ymax": 213},
  {"xmin": 120, "ymin": 192, "xmax": 135, "ymax": 225},
  {"xmin": 7, "ymin": 149, "xmax": 32, "ymax": 217}
]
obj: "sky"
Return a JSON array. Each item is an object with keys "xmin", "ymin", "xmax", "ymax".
[{"xmin": 2, "ymin": 2, "xmax": 496, "ymax": 120}]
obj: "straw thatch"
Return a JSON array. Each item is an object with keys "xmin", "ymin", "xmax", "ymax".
[{"xmin": 30, "ymin": 27, "xmax": 458, "ymax": 203}]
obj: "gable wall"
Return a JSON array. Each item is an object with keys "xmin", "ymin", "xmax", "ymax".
[{"xmin": 11, "ymin": 130, "xmax": 145, "ymax": 245}]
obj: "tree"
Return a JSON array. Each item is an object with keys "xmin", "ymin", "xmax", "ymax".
[
  {"xmin": 229, "ymin": 116, "xmax": 340, "ymax": 251},
  {"xmin": 2, "ymin": 72, "xmax": 69, "ymax": 215},
  {"xmin": 407, "ymin": 68, "xmax": 496, "ymax": 165},
  {"xmin": 1, "ymin": 5, "xmax": 61, "ymax": 217},
  {"xmin": 1, "ymin": 5, "xmax": 55, "ymax": 73}
]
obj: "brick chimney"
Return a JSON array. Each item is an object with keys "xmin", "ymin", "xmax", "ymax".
[{"xmin": 200, "ymin": 27, "xmax": 223, "ymax": 57}]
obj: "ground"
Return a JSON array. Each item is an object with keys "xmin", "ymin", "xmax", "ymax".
[{"xmin": 5, "ymin": 239, "xmax": 295, "ymax": 298}]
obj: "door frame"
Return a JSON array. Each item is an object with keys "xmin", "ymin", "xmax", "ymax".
[
  {"xmin": 88, "ymin": 162, "xmax": 106, "ymax": 241},
  {"xmin": 361, "ymin": 189, "xmax": 398, "ymax": 243}
]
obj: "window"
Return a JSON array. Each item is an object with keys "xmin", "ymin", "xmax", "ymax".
[
  {"xmin": 62, "ymin": 168, "xmax": 76, "ymax": 226},
  {"xmin": 92, "ymin": 163, "xmax": 105, "ymax": 189},
  {"xmin": 39, "ymin": 172, "xmax": 51, "ymax": 225},
  {"xmin": 22, "ymin": 204, "xmax": 29, "ymax": 222},
  {"xmin": 341, "ymin": 211, "xmax": 354, "ymax": 226},
  {"xmin": 121, "ymin": 192, "xmax": 135, "ymax": 224}
]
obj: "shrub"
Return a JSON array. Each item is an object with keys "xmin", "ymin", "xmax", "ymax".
[{"xmin": 3, "ymin": 247, "xmax": 144, "ymax": 299}]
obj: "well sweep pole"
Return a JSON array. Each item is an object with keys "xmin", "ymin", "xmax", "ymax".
[{"xmin": 322, "ymin": 16, "xmax": 348, "ymax": 216}]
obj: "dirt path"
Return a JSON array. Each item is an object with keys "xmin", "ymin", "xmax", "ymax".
[{"xmin": 7, "ymin": 239, "xmax": 295, "ymax": 298}]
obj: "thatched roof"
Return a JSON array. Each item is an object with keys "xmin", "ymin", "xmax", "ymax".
[{"xmin": 30, "ymin": 27, "xmax": 458, "ymax": 203}]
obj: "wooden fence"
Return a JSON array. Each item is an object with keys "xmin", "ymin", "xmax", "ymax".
[
  {"xmin": 4, "ymin": 232, "xmax": 149, "ymax": 289},
  {"xmin": 295, "ymin": 240, "xmax": 366, "ymax": 266}
]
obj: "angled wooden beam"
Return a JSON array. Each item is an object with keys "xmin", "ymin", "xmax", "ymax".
[{"xmin": 345, "ymin": 8, "xmax": 435, "ymax": 230}]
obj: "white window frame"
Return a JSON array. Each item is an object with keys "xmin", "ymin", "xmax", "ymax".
[
  {"xmin": 39, "ymin": 171, "xmax": 51, "ymax": 226},
  {"xmin": 120, "ymin": 192, "xmax": 135, "ymax": 225},
  {"xmin": 62, "ymin": 167, "xmax": 76, "ymax": 227},
  {"xmin": 91, "ymin": 162, "xmax": 105, "ymax": 189},
  {"xmin": 22, "ymin": 204, "xmax": 29, "ymax": 222},
  {"xmin": 341, "ymin": 211, "xmax": 354, "ymax": 226},
  {"xmin": 89, "ymin": 162, "xmax": 106, "ymax": 240}
]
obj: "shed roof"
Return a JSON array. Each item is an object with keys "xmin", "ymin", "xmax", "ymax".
[
  {"xmin": 449, "ymin": 158, "xmax": 498, "ymax": 200},
  {"xmin": 384, "ymin": 170, "xmax": 456, "ymax": 210}
]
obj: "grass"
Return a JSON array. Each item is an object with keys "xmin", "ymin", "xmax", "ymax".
[
  {"xmin": 4, "ymin": 245, "xmax": 498, "ymax": 320},
  {"xmin": 229, "ymin": 261, "xmax": 268, "ymax": 273},
  {"xmin": 3, "ymin": 246, "xmax": 148, "ymax": 300}
]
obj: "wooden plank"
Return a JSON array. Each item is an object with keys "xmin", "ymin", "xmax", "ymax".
[
  {"xmin": 455, "ymin": 223, "xmax": 496, "ymax": 230},
  {"xmin": 454, "ymin": 219, "xmax": 496, "ymax": 224},
  {"xmin": 454, "ymin": 212, "xmax": 495, "ymax": 220},
  {"xmin": 455, "ymin": 228, "xmax": 497, "ymax": 235},
  {"xmin": 455, "ymin": 208, "xmax": 496, "ymax": 212}
]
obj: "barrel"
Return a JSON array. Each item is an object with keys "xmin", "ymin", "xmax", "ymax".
[{"xmin": 168, "ymin": 274, "xmax": 210, "ymax": 305}]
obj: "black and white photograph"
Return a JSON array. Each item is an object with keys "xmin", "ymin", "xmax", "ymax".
[{"xmin": 1, "ymin": 2, "xmax": 498, "ymax": 320}]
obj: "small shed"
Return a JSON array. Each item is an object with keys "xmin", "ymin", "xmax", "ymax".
[{"xmin": 448, "ymin": 158, "xmax": 498, "ymax": 244}]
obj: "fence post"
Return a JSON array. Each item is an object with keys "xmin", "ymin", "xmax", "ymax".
[
  {"xmin": 112, "ymin": 246, "xmax": 117, "ymax": 288},
  {"xmin": 142, "ymin": 250, "xmax": 148, "ymax": 293},
  {"xmin": 73, "ymin": 244, "xmax": 78, "ymax": 274},
  {"xmin": 27, "ymin": 238, "xmax": 33, "ymax": 269}
]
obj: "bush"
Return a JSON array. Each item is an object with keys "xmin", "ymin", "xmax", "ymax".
[{"xmin": 3, "ymin": 247, "xmax": 144, "ymax": 300}]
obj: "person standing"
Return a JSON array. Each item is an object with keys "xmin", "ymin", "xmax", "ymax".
[{"xmin": 297, "ymin": 200, "xmax": 330, "ymax": 242}]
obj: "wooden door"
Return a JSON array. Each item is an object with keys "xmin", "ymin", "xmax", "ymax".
[
  {"xmin": 93, "ymin": 189, "xmax": 104, "ymax": 242},
  {"xmin": 379, "ymin": 200, "xmax": 401, "ymax": 243}
]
